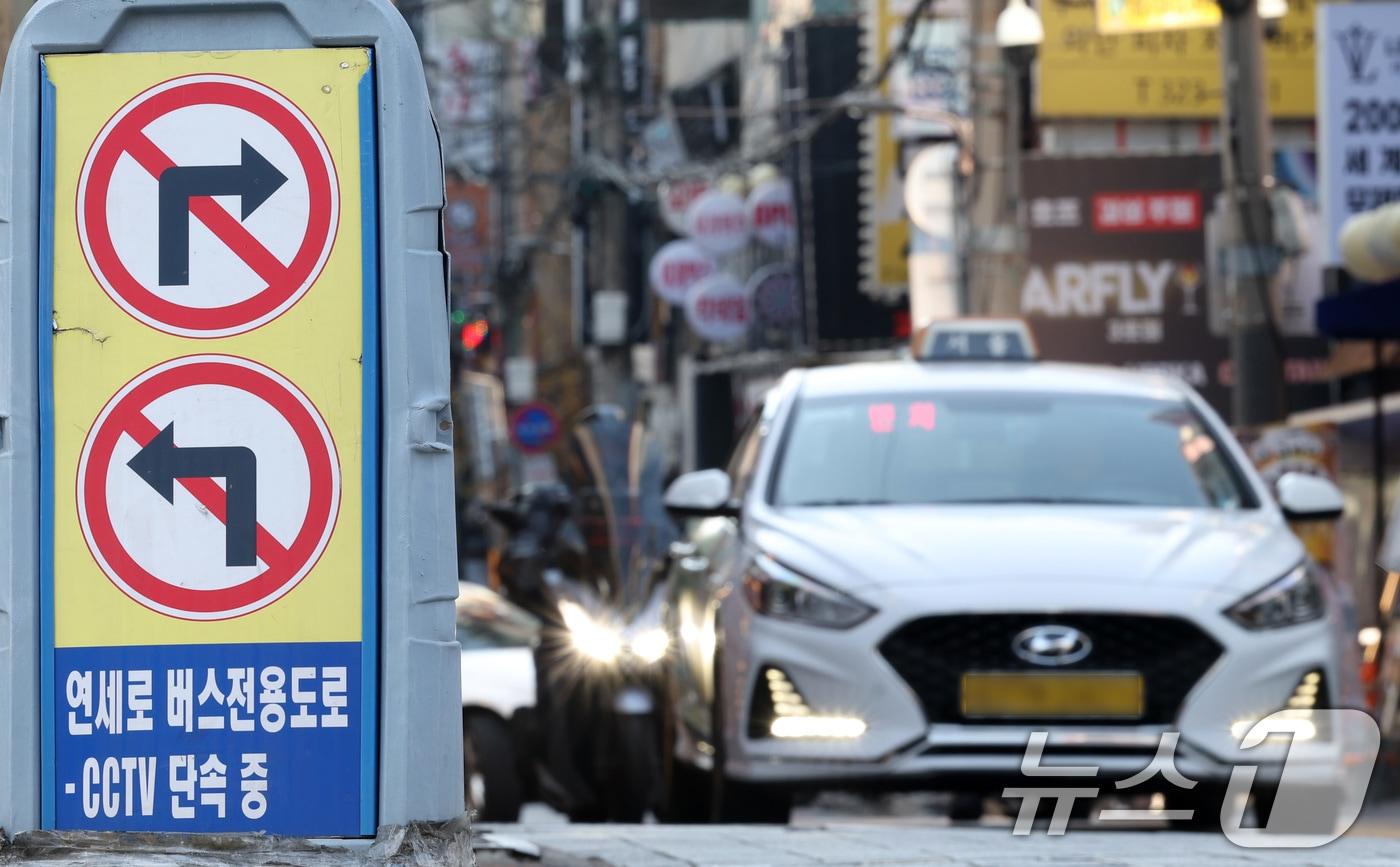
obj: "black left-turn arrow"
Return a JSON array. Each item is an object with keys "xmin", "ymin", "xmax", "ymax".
[
  {"xmin": 127, "ymin": 422, "xmax": 259, "ymax": 567},
  {"xmin": 158, "ymin": 140, "xmax": 288, "ymax": 287}
]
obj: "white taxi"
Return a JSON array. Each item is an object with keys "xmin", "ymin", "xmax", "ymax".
[{"xmin": 660, "ymin": 330, "xmax": 1358, "ymax": 826}]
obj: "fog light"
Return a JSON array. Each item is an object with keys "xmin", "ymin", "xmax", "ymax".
[
  {"xmin": 1287, "ymin": 670, "xmax": 1323, "ymax": 709},
  {"xmin": 1232, "ymin": 669, "xmax": 1326, "ymax": 743},
  {"xmin": 770, "ymin": 715, "xmax": 868, "ymax": 739},
  {"xmin": 751, "ymin": 667, "xmax": 866, "ymax": 739}
]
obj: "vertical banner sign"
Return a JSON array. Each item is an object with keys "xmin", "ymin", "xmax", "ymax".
[
  {"xmin": 1318, "ymin": 2, "xmax": 1400, "ymax": 264},
  {"xmin": 40, "ymin": 50, "xmax": 378, "ymax": 835},
  {"xmin": 860, "ymin": 0, "xmax": 911, "ymax": 301}
]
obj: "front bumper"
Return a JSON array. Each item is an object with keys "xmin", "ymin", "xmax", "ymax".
[{"xmin": 712, "ymin": 580, "xmax": 1342, "ymax": 788}]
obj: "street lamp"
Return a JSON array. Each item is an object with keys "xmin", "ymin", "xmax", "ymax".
[{"xmin": 993, "ymin": 0, "xmax": 1043, "ymax": 155}]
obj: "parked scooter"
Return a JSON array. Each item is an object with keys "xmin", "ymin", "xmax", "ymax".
[{"xmin": 489, "ymin": 406, "xmax": 676, "ymax": 822}]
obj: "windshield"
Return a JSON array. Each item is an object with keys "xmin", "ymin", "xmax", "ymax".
[{"xmin": 770, "ymin": 392, "xmax": 1256, "ymax": 510}]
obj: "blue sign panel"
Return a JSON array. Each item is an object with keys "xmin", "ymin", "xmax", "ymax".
[
  {"xmin": 54, "ymin": 643, "xmax": 360, "ymax": 832},
  {"xmin": 510, "ymin": 403, "xmax": 562, "ymax": 453}
]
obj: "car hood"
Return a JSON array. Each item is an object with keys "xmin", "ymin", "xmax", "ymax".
[{"xmin": 749, "ymin": 505, "xmax": 1302, "ymax": 595}]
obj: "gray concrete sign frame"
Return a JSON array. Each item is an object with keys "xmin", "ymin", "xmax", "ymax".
[{"xmin": 0, "ymin": 0, "xmax": 462, "ymax": 834}]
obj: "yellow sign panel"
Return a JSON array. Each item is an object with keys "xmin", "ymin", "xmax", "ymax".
[
  {"xmin": 1041, "ymin": 0, "xmax": 1317, "ymax": 118},
  {"xmin": 864, "ymin": 0, "xmax": 910, "ymax": 296},
  {"xmin": 47, "ymin": 49, "xmax": 369, "ymax": 647},
  {"xmin": 1095, "ymin": 0, "xmax": 1222, "ymax": 35}
]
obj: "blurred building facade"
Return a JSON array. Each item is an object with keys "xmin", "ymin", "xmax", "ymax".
[{"xmin": 407, "ymin": 0, "xmax": 1400, "ymax": 627}]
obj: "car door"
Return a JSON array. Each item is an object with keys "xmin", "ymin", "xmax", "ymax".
[{"xmin": 667, "ymin": 415, "xmax": 765, "ymax": 741}]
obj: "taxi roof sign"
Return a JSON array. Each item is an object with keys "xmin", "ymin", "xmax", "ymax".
[{"xmin": 917, "ymin": 319, "xmax": 1038, "ymax": 362}]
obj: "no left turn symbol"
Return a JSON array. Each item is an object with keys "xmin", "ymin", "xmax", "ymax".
[
  {"xmin": 77, "ymin": 74, "xmax": 339, "ymax": 337},
  {"xmin": 77, "ymin": 355, "xmax": 341, "ymax": 620}
]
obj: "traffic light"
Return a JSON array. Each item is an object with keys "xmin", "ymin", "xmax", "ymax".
[
  {"xmin": 450, "ymin": 305, "xmax": 491, "ymax": 354},
  {"xmin": 460, "ymin": 317, "xmax": 490, "ymax": 352}
]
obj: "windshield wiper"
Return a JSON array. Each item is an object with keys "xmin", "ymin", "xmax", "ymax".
[
  {"xmin": 786, "ymin": 498, "xmax": 893, "ymax": 507},
  {"xmin": 932, "ymin": 496, "xmax": 1153, "ymax": 506}
]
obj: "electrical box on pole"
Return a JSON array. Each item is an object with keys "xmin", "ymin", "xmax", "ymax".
[{"xmin": 0, "ymin": 0, "xmax": 462, "ymax": 837}]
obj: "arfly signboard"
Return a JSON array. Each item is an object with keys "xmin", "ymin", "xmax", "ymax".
[{"xmin": 1019, "ymin": 153, "xmax": 1331, "ymax": 418}]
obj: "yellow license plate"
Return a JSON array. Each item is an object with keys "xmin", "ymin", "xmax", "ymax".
[{"xmin": 960, "ymin": 672, "xmax": 1144, "ymax": 719}]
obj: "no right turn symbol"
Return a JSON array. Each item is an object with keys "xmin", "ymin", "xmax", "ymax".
[{"xmin": 77, "ymin": 74, "xmax": 339, "ymax": 338}]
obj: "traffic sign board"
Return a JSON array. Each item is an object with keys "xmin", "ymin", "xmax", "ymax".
[
  {"xmin": 509, "ymin": 402, "xmax": 561, "ymax": 454},
  {"xmin": 77, "ymin": 355, "xmax": 340, "ymax": 620},
  {"xmin": 77, "ymin": 74, "xmax": 338, "ymax": 338},
  {"xmin": 41, "ymin": 48, "xmax": 376, "ymax": 836},
  {"xmin": 3, "ymin": 0, "xmax": 463, "ymax": 839}
]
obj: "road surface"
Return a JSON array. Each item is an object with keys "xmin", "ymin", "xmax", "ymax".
[{"xmin": 472, "ymin": 796, "xmax": 1400, "ymax": 866}]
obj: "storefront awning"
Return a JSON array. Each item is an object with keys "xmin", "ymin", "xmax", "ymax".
[{"xmin": 1316, "ymin": 281, "xmax": 1400, "ymax": 340}]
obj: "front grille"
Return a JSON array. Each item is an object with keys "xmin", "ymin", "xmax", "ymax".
[{"xmin": 879, "ymin": 613, "xmax": 1223, "ymax": 725}]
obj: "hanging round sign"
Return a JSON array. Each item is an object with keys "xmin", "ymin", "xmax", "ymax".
[
  {"xmin": 685, "ymin": 189, "xmax": 749, "ymax": 256},
  {"xmin": 648, "ymin": 239, "xmax": 716, "ymax": 306},
  {"xmin": 747, "ymin": 262, "xmax": 800, "ymax": 326},
  {"xmin": 657, "ymin": 177, "xmax": 709, "ymax": 235},
  {"xmin": 685, "ymin": 272, "xmax": 751, "ymax": 344},
  {"xmin": 746, "ymin": 178, "xmax": 796, "ymax": 250},
  {"xmin": 903, "ymin": 145, "xmax": 957, "ymax": 237}
]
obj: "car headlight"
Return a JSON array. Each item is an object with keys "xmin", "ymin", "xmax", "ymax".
[
  {"xmin": 1226, "ymin": 563, "xmax": 1325, "ymax": 630},
  {"xmin": 742, "ymin": 554, "xmax": 875, "ymax": 629}
]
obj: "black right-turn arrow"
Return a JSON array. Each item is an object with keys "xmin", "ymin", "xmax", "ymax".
[
  {"xmin": 127, "ymin": 422, "xmax": 259, "ymax": 567},
  {"xmin": 157, "ymin": 140, "xmax": 288, "ymax": 287}
]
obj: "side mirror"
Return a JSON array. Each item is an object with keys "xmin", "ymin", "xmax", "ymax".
[
  {"xmin": 664, "ymin": 469, "xmax": 737, "ymax": 518},
  {"xmin": 1276, "ymin": 472, "xmax": 1344, "ymax": 522}
]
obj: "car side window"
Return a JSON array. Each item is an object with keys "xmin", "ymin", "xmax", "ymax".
[{"xmin": 726, "ymin": 414, "xmax": 765, "ymax": 503}]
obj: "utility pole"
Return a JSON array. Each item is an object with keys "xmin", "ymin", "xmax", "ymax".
[
  {"xmin": 592, "ymin": 0, "xmax": 634, "ymax": 407},
  {"xmin": 1217, "ymin": 0, "xmax": 1287, "ymax": 426},
  {"xmin": 567, "ymin": 0, "xmax": 634, "ymax": 408},
  {"xmin": 566, "ymin": 0, "xmax": 587, "ymax": 349},
  {"xmin": 967, "ymin": 0, "xmax": 1017, "ymax": 316}
]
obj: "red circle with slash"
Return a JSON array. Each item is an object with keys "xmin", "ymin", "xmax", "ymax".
[
  {"xmin": 77, "ymin": 74, "xmax": 339, "ymax": 338},
  {"xmin": 77, "ymin": 355, "xmax": 341, "ymax": 620}
]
